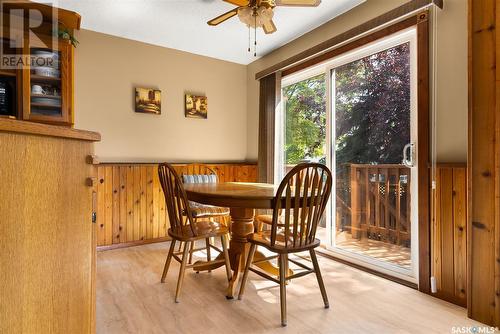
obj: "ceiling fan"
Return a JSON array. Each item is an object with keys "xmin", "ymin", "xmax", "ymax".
[{"xmin": 207, "ymin": 0, "xmax": 322, "ymax": 35}]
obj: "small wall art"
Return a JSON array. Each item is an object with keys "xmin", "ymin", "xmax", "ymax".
[
  {"xmin": 185, "ymin": 94, "xmax": 207, "ymax": 119},
  {"xmin": 135, "ymin": 87, "xmax": 161, "ymax": 114}
]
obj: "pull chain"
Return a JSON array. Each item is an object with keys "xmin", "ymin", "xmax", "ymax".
[
  {"xmin": 247, "ymin": 25, "xmax": 251, "ymax": 52},
  {"xmin": 254, "ymin": 14, "xmax": 257, "ymax": 57}
]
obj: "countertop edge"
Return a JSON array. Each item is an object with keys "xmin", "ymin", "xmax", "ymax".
[{"xmin": 0, "ymin": 118, "xmax": 101, "ymax": 142}]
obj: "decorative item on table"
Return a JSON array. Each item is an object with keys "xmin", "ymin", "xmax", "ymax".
[
  {"xmin": 185, "ymin": 94, "xmax": 207, "ymax": 119},
  {"xmin": 135, "ymin": 87, "xmax": 161, "ymax": 114}
]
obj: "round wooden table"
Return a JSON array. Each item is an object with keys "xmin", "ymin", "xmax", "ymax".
[{"xmin": 183, "ymin": 182, "xmax": 279, "ymax": 298}]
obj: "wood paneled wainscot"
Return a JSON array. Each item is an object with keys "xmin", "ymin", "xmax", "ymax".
[
  {"xmin": 95, "ymin": 163, "xmax": 258, "ymax": 250},
  {"xmin": 431, "ymin": 164, "xmax": 467, "ymax": 307},
  {"xmin": 0, "ymin": 118, "xmax": 100, "ymax": 334}
]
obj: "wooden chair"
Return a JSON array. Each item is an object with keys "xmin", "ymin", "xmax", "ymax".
[
  {"xmin": 177, "ymin": 164, "xmax": 230, "ymax": 266},
  {"xmin": 158, "ymin": 163, "xmax": 232, "ymax": 302},
  {"xmin": 238, "ymin": 163, "xmax": 333, "ymax": 326}
]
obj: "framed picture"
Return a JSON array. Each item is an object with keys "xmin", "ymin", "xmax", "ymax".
[
  {"xmin": 185, "ymin": 94, "xmax": 207, "ymax": 119},
  {"xmin": 135, "ymin": 88, "xmax": 161, "ymax": 114}
]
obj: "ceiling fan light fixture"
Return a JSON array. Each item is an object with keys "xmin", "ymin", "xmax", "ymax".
[
  {"xmin": 237, "ymin": 5, "xmax": 273, "ymax": 28},
  {"xmin": 257, "ymin": 6, "xmax": 274, "ymax": 23}
]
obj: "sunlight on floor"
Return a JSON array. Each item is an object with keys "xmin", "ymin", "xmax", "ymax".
[{"xmin": 96, "ymin": 242, "xmax": 482, "ymax": 334}]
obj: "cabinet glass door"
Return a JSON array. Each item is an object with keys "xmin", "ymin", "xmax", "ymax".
[{"xmin": 29, "ymin": 47, "xmax": 63, "ymax": 119}]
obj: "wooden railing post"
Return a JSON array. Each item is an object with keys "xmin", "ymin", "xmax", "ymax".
[
  {"xmin": 350, "ymin": 165, "xmax": 360, "ymax": 239},
  {"xmin": 365, "ymin": 169, "xmax": 371, "ymax": 236},
  {"xmin": 395, "ymin": 168, "xmax": 402, "ymax": 245}
]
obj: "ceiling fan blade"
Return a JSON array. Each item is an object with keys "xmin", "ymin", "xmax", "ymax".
[
  {"xmin": 263, "ymin": 20, "xmax": 277, "ymax": 34},
  {"xmin": 224, "ymin": 0, "xmax": 249, "ymax": 6},
  {"xmin": 207, "ymin": 8, "xmax": 239, "ymax": 26},
  {"xmin": 275, "ymin": 0, "xmax": 321, "ymax": 6}
]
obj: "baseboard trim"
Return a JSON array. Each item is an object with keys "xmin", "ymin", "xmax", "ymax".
[{"xmin": 97, "ymin": 237, "xmax": 171, "ymax": 252}]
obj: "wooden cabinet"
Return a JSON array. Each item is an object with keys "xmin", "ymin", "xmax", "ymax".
[
  {"xmin": 0, "ymin": 118, "xmax": 100, "ymax": 333},
  {"xmin": 0, "ymin": 2, "xmax": 79, "ymax": 126}
]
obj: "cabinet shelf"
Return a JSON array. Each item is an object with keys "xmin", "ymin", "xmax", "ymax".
[
  {"xmin": 31, "ymin": 103, "xmax": 61, "ymax": 108},
  {"xmin": 31, "ymin": 75, "xmax": 61, "ymax": 83},
  {"xmin": 31, "ymin": 93, "xmax": 61, "ymax": 99},
  {"xmin": 0, "ymin": 70, "xmax": 17, "ymax": 77}
]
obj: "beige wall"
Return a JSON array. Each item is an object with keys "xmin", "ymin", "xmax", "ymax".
[
  {"xmin": 434, "ymin": 0, "xmax": 467, "ymax": 162},
  {"xmin": 245, "ymin": 0, "xmax": 468, "ymax": 163},
  {"xmin": 74, "ymin": 0, "xmax": 467, "ymax": 164},
  {"xmin": 74, "ymin": 30, "xmax": 247, "ymax": 163}
]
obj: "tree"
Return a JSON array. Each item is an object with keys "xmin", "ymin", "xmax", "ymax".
[
  {"xmin": 283, "ymin": 74, "xmax": 326, "ymax": 164},
  {"xmin": 335, "ymin": 43, "xmax": 411, "ymax": 166},
  {"xmin": 282, "ymin": 43, "xmax": 411, "ymax": 169}
]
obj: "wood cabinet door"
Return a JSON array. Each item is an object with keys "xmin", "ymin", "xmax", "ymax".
[
  {"xmin": 22, "ymin": 38, "xmax": 73, "ymax": 126},
  {"xmin": 0, "ymin": 133, "xmax": 95, "ymax": 333}
]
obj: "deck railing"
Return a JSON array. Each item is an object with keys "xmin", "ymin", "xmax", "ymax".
[
  {"xmin": 337, "ymin": 164, "xmax": 411, "ymax": 247},
  {"xmin": 283, "ymin": 163, "xmax": 411, "ymax": 247}
]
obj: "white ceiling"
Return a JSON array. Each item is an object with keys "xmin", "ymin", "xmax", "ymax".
[{"xmin": 45, "ymin": 0, "xmax": 365, "ymax": 64}]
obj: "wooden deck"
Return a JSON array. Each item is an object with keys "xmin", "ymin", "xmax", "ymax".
[
  {"xmin": 335, "ymin": 231, "xmax": 411, "ymax": 269},
  {"xmin": 96, "ymin": 242, "xmax": 480, "ymax": 333},
  {"xmin": 316, "ymin": 228, "xmax": 411, "ymax": 269}
]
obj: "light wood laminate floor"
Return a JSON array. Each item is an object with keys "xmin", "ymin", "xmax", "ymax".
[{"xmin": 97, "ymin": 242, "xmax": 482, "ymax": 334}]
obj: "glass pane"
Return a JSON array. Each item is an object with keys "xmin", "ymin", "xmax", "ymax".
[
  {"xmin": 334, "ymin": 43, "xmax": 412, "ymax": 270},
  {"xmin": 282, "ymin": 74, "xmax": 327, "ymax": 241},
  {"xmin": 0, "ymin": 39, "xmax": 18, "ymax": 118},
  {"xmin": 30, "ymin": 48, "xmax": 62, "ymax": 117}
]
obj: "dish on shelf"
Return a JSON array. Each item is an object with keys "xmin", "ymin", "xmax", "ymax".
[
  {"xmin": 33, "ymin": 50, "xmax": 59, "ymax": 57},
  {"xmin": 31, "ymin": 97, "xmax": 61, "ymax": 107},
  {"xmin": 32, "ymin": 67, "xmax": 60, "ymax": 78},
  {"xmin": 32, "ymin": 50, "xmax": 59, "ymax": 68},
  {"xmin": 31, "ymin": 93, "xmax": 61, "ymax": 99}
]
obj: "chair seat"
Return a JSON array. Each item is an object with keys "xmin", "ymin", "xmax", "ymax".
[
  {"xmin": 188, "ymin": 201, "xmax": 230, "ymax": 218},
  {"xmin": 248, "ymin": 230, "xmax": 320, "ymax": 254},
  {"xmin": 255, "ymin": 214, "xmax": 291, "ymax": 229},
  {"xmin": 255, "ymin": 214, "xmax": 284, "ymax": 226},
  {"xmin": 168, "ymin": 220, "xmax": 229, "ymax": 242}
]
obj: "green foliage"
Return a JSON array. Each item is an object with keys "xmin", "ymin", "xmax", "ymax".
[
  {"xmin": 335, "ymin": 43, "xmax": 410, "ymax": 166},
  {"xmin": 56, "ymin": 28, "xmax": 79, "ymax": 48},
  {"xmin": 282, "ymin": 43, "xmax": 411, "ymax": 169},
  {"xmin": 283, "ymin": 74, "xmax": 326, "ymax": 164}
]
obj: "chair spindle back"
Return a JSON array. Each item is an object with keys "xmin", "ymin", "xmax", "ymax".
[
  {"xmin": 270, "ymin": 163, "xmax": 332, "ymax": 248},
  {"xmin": 180, "ymin": 164, "xmax": 217, "ymax": 178},
  {"xmin": 158, "ymin": 163, "xmax": 196, "ymax": 237}
]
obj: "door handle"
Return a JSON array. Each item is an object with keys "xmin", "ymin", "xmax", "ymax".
[
  {"xmin": 92, "ymin": 190, "xmax": 97, "ymax": 224},
  {"xmin": 402, "ymin": 143, "xmax": 415, "ymax": 167}
]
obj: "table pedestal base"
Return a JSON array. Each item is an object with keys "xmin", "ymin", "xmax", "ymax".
[{"xmin": 192, "ymin": 207, "xmax": 285, "ymax": 298}]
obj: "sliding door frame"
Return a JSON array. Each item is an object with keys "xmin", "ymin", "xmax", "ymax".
[
  {"xmin": 276, "ymin": 12, "xmax": 431, "ymax": 292},
  {"xmin": 325, "ymin": 27, "xmax": 419, "ymax": 282}
]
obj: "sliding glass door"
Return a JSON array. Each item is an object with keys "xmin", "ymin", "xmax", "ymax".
[
  {"xmin": 279, "ymin": 70, "xmax": 328, "ymax": 240},
  {"xmin": 277, "ymin": 28, "xmax": 418, "ymax": 281},
  {"xmin": 328, "ymin": 28, "xmax": 418, "ymax": 281}
]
